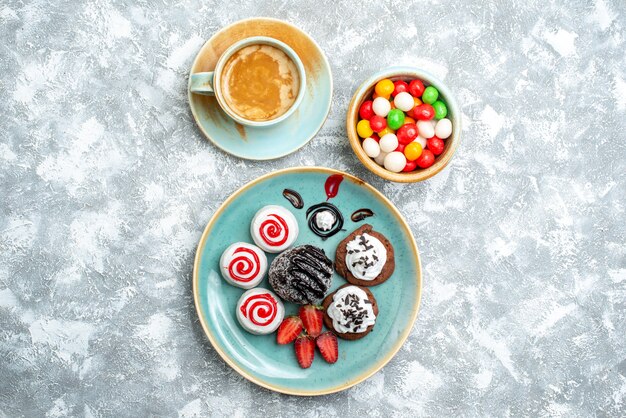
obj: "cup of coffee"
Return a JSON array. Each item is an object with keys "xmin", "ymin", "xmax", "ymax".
[{"xmin": 190, "ymin": 36, "xmax": 306, "ymax": 127}]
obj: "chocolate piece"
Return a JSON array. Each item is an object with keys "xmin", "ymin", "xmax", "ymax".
[
  {"xmin": 269, "ymin": 245, "xmax": 333, "ymax": 304},
  {"xmin": 322, "ymin": 284, "xmax": 379, "ymax": 340},
  {"xmin": 335, "ymin": 224, "xmax": 395, "ymax": 287},
  {"xmin": 351, "ymin": 208, "xmax": 374, "ymax": 222},
  {"xmin": 282, "ymin": 189, "xmax": 303, "ymax": 209}
]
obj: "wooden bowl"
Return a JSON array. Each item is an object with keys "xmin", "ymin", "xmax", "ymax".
[{"xmin": 346, "ymin": 67, "xmax": 461, "ymax": 183}]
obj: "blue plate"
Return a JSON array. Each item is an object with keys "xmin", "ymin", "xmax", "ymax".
[
  {"xmin": 188, "ymin": 18, "xmax": 332, "ymax": 160},
  {"xmin": 193, "ymin": 167, "xmax": 422, "ymax": 395}
]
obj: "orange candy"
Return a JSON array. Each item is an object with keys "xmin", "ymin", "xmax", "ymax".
[{"xmin": 404, "ymin": 142, "xmax": 423, "ymax": 161}]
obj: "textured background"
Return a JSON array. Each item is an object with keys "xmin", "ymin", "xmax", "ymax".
[{"xmin": 1, "ymin": 0, "xmax": 625, "ymax": 416}]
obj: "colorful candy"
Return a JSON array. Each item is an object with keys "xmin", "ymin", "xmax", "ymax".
[
  {"xmin": 396, "ymin": 123, "xmax": 418, "ymax": 144},
  {"xmin": 386, "ymin": 109, "xmax": 405, "ymax": 130},
  {"xmin": 374, "ymin": 79, "xmax": 394, "ymax": 98},
  {"xmin": 417, "ymin": 120, "xmax": 435, "ymax": 139},
  {"xmin": 435, "ymin": 118, "xmax": 452, "ymax": 139},
  {"xmin": 359, "ymin": 100, "xmax": 374, "ymax": 120},
  {"xmin": 408, "ymin": 79, "xmax": 425, "ymax": 97},
  {"xmin": 379, "ymin": 133, "xmax": 399, "ymax": 153},
  {"xmin": 357, "ymin": 77, "xmax": 453, "ymax": 174},
  {"xmin": 392, "ymin": 80, "xmax": 409, "ymax": 97},
  {"xmin": 383, "ymin": 151, "xmax": 407, "ymax": 172},
  {"xmin": 369, "ymin": 115, "xmax": 387, "ymax": 132},
  {"xmin": 393, "ymin": 92, "xmax": 414, "ymax": 112},
  {"xmin": 413, "ymin": 104, "xmax": 435, "ymax": 120},
  {"xmin": 357, "ymin": 119, "xmax": 373, "ymax": 138},
  {"xmin": 404, "ymin": 142, "xmax": 423, "ymax": 161},
  {"xmin": 378, "ymin": 126, "xmax": 395, "ymax": 137},
  {"xmin": 374, "ymin": 150, "xmax": 388, "ymax": 166},
  {"xmin": 372, "ymin": 97, "xmax": 391, "ymax": 117},
  {"xmin": 427, "ymin": 137, "xmax": 444, "ymax": 156},
  {"xmin": 422, "ymin": 86, "xmax": 439, "ymax": 104},
  {"xmin": 403, "ymin": 160, "xmax": 417, "ymax": 172},
  {"xmin": 362, "ymin": 137, "xmax": 381, "ymax": 158},
  {"xmin": 415, "ymin": 149, "xmax": 435, "ymax": 168},
  {"xmin": 432, "ymin": 101, "xmax": 447, "ymax": 119},
  {"xmin": 414, "ymin": 135, "xmax": 427, "ymax": 149}
]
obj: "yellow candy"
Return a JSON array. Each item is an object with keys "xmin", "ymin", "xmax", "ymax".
[
  {"xmin": 404, "ymin": 142, "xmax": 423, "ymax": 161},
  {"xmin": 403, "ymin": 116, "xmax": 416, "ymax": 125},
  {"xmin": 375, "ymin": 79, "xmax": 394, "ymax": 98},
  {"xmin": 357, "ymin": 119, "xmax": 373, "ymax": 138},
  {"xmin": 378, "ymin": 127, "xmax": 396, "ymax": 137}
]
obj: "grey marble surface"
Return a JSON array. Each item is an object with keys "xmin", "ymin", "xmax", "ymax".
[{"xmin": 1, "ymin": 0, "xmax": 625, "ymax": 416}]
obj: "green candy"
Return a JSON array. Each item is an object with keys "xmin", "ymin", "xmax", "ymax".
[
  {"xmin": 422, "ymin": 86, "xmax": 439, "ymax": 104},
  {"xmin": 432, "ymin": 100, "xmax": 448, "ymax": 119},
  {"xmin": 387, "ymin": 109, "xmax": 405, "ymax": 130}
]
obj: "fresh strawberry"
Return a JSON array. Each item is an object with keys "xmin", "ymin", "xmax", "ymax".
[
  {"xmin": 276, "ymin": 316, "xmax": 303, "ymax": 345},
  {"xmin": 299, "ymin": 305, "xmax": 323, "ymax": 338},
  {"xmin": 316, "ymin": 331, "xmax": 338, "ymax": 364},
  {"xmin": 294, "ymin": 335, "xmax": 315, "ymax": 369}
]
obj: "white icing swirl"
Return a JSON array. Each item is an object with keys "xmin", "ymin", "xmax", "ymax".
[
  {"xmin": 315, "ymin": 210, "xmax": 336, "ymax": 231},
  {"xmin": 327, "ymin": 286, "xmax": 376, "ymax": 333},
  {"xmin": 344, "ymin": 233, "xmax": 387, "ymax": 281}
]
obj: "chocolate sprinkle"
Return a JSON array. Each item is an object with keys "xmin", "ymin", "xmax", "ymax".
[
  {"xmin": 336, "ymin": 291, "xmax": 373, "ymax": 331},
  {"xmin": 282, "ymin": 188, "xmax": 304, "ymax": 209},
  {"xmin": 351, "ymin": 208, "xmax": 374, "ymax": 222},
  {"xmin": 305, "ymin": 202, "xmax": 344, "ymax": 240}
]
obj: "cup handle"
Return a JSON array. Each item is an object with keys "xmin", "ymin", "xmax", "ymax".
[{"xmin": 189, "ymin": 72, "xmax": 215, "ymax": 95}]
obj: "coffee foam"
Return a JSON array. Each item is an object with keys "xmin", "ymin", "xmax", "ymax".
[{"xmin": 221, "ymin": 44, "xmax": 300, "ymax": 121}]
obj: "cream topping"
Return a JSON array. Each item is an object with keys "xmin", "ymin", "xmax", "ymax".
[
  {"xmin": 344, "ymin": 233, "xmax": 387, "ymax": 281},
  {"xmin": 327, "ymin": 286, "xmax": 376, "ymax": 333}
]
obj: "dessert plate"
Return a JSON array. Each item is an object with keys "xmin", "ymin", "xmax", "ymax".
[
  {"xmin": 188, "ymin": 18, "xmax": 333, "ymax": 160},
  {"xmin": 193, "ymin": 167, "xmax": 422, "ymax": 395}
]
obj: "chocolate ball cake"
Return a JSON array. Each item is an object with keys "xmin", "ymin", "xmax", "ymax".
[{"xmin": 268, "ymin": 245, "xmax": 333, "ymax": 304}]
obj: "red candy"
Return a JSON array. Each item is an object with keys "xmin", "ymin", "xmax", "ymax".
[
  {"xmin": 369, "ymin": 115, "xmax": 387, "ymax": 132},
  {"xmin": 414, "ymin": 104, "xmax": 435, "ymax": 120},
  {"xmin": 359, "ymin": 100, "xmax": 374, "ymax": 120},
  {"xmin": 415, "ymin": 149, "xmax": 435, "ymax": 168},
  {"xmin": 395, "ymin": 143, "xmax": 406, "ymax": 153},
  {"xmin": 396, "ymin": 123, "xmax": 419, "ymax": 145},
  {"xmin": 427, "ymin": 137, "xmax": 445, "ymax": 155},
  {"xmin": 392, "ymin": 80, "xmax": 409, "ymax": 97},
  {"xmin": 370, "ymin": 133, "xmax": 380, "ymax": 142},
  {"xmin": 403, "ymin": 160, "xmax": 417, "ymax": 172},
  {"xmin": 409, "ymin": 79, "xmax": 425, "ymax": 97}
]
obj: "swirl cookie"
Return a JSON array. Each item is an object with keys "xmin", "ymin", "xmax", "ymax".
[
  {"xmin": 269, "ymin": 245, "xmax": 333, "ymax": 304},
  {"xmin": 219, "ymin": 242, "xmax": 267, "ymax": 289},
  {"xmin": 250, "ymin": 205, "xmax": 299, "ymax": 253},
  {"xmin": 322, "ymin": 284, "xmax": 378, "ymax": 340},
  {"xmin": 335, "ymin": 224, "xmax": 395, "ymax": 286},
  {"xmin": 236, "ymin": 288, "xmax": 284, "ymax": 335}
]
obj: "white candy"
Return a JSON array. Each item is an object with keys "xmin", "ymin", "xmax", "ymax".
[
  {"xmin": 379, "ymin": 133, "xmax": 398, "ymax": 153},
  {"xmin": 417, "ymin": 120, "xmax": 435, "ymax": 139},
  {"xmin": 372, "ymin": 97, "xmax": 391, "ymax": 117},
  {"xmin": 414, "ymin": 135, "xmax": 427, "ymax": 148},
  {"xmin": 374, "ymin": 151, "xmax": 388, "ymax": 165},
  {"xmin": 362, "ymin": 137, "xmax": 380, "ymax": 158},
  {"xmin": 383, "ymin": 152, "xmax": 407, "ymax": 173},
  {"xmin": 394, "ymin": 92, "xmax": 414, "ymax": 112},
  {"xmin": 435, "ymin": 118, "xmax": 452, "ymax": 139}
]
